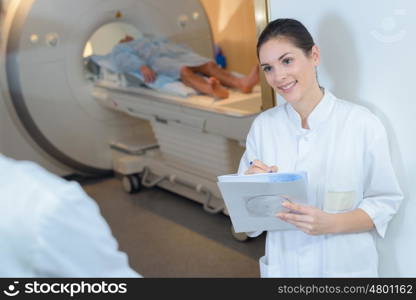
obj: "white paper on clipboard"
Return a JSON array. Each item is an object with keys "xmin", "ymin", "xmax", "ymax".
[{"xmin": 217, "ymin": 172, "xmax": 308, "ymax": 233}]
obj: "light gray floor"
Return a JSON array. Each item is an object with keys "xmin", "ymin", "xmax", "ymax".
[{"xmin": 82, "ymin": 177, "xmax": 265, "ymax": 278}]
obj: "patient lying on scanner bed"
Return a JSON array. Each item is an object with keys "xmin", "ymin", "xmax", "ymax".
[{"xmin": 88, "ymin": 35, "xmax": 259, "ymax": 99}]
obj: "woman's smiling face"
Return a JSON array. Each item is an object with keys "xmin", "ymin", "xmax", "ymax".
[{"xmin": 259, "ymin": 37, "xmax": 320, "ymax": 105}]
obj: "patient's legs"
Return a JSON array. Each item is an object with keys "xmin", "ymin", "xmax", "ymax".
[
  {"xmin": 190, "ymin": 61, "xmax": 259, "ymax": 93},
  {"xmin": 180, "ymin": 66, "xmax": 229, "ymax": 99}
]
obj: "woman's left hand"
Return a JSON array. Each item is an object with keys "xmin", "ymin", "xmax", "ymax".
[{"xmin": 277, "ymin": 202, "xmax": 336, "ymax": 235}]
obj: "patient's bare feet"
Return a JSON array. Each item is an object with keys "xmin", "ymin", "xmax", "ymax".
[
  {"xmin": 239, "ymin": 65, "xmax": 260, "ymax": 93},
  {"xmin": 208, "ymin": 77, "xmax": 229, "ymax": 99}
]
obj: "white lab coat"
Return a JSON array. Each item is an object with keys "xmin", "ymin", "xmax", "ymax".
[
  {"xmin": 0, "ymin": 154, "xmax": 141, "ymax": 277},
  {"xmin": 238, "ymin": 90, "xmax": 403, "ymax": 277}
]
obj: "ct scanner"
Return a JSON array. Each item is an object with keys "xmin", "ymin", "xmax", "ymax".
[{"xmin": 0, "ymin": 0, "xmax": 262, "ymax": 222}]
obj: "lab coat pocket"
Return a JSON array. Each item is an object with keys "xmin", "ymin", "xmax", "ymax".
[
  {"xmin": 259, "ymin": 255, "xmax": 281, "ymax": 278},
  {"xmin": 324, "ymin": 191, "xmax": 355, "ymax": 212}
]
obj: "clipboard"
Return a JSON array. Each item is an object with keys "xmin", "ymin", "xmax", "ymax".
[{"xmin": 217, "ymin": 172, "xmax": 308, "ymax": 233}]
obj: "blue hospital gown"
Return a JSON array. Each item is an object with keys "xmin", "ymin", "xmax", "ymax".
[{"xmin": 111, "ymin": 36, "xmax": 212, "ymax": 80}]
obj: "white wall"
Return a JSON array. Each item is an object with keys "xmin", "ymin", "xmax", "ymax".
[{"xmin": 269, "ymin": 0, "xmax": 416, "ymax": 276}]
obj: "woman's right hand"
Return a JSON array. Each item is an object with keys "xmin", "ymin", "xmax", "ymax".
[
  {"xmin": 244, "ymin": 159, "xmax": 278, "ymax": 175},
  {"xmin": 140, "ymin": 65, "xmax": 157, "ymax": 83}
]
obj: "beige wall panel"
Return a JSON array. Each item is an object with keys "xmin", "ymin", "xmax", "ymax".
[{"xmin": 200, "ymin": 0, "xmax": 257, "ymax": 75}]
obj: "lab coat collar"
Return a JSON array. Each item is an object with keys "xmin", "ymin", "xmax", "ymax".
[{"xmin": 285, "ymin": 88, "xmax": 335, "ymax": 131}]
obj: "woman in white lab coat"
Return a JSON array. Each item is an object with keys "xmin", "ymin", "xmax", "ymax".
[{"xmin": 238, "ymin": 18, "xmax": 403, "ymax": 277}]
